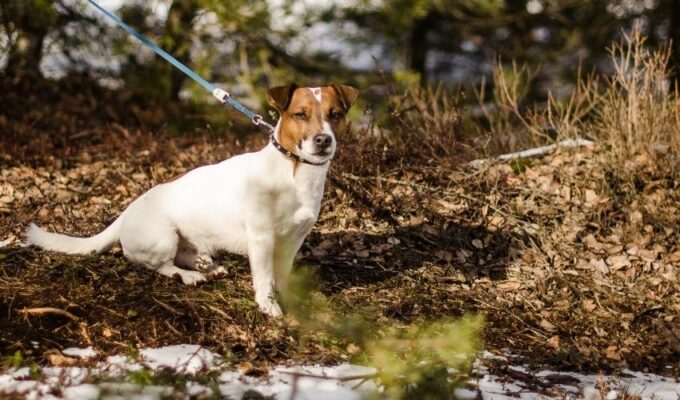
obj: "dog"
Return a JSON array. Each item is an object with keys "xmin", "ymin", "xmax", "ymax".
[{"xmin": 27, "ymin": 83, "xmax": 358, "ymax": 317}]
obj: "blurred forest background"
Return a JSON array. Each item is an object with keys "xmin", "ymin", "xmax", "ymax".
[{"xmin": 1, "ymin": 0, "xmax": 680, "ymax": 156}]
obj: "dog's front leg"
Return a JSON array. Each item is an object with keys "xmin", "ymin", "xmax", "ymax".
[
  {"xmin": 246, "ymin": 226, "xmax": 282, "ymax": 317},
  {"xmin": 274, "ymin": 232, "xmax": 308, "ymax": 298}
]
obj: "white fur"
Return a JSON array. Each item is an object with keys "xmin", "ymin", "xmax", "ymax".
[
  {"xmin": 27, "ymin": 119, "xmax": 335, "ymax": 317},
  {"xmin": 308, "ymin": 87, "xmax": 322, "ymax": 102},
  {"xmin": 296, "ymin": 120, "xmax": 336, "ymax": 164}
]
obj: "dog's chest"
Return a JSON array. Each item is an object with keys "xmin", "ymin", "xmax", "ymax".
[{"xmin": 274, "ymin": 166, "xmax": 327, "ymax": 237}]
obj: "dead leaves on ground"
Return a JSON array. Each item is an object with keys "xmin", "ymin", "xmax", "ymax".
[{"xmin": 1, "ymin": 139, "xmax": 679, "ymax": 372}]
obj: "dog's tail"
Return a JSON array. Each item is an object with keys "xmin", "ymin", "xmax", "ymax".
[{"xmin": 26, "ymin": 214, "xmax": 124, "ymax": 255}]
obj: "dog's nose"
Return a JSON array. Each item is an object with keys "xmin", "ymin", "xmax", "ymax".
[{"xmin": 314, "ymin": 134, "xmax": 332, "ymax": 148}]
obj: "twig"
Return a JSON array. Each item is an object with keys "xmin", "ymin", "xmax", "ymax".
[
  {"xmin": 337, "ymin": 373, "xmax": 380, "ymax": 382},
  {"xmin": 470, "ymin": 298, "xmax": 549, "ymax": 339},
  {"xmin": 288, "ymin": 375, "xmax": 300, "ymax": 400},
  {"xmin": 95, "ymin": 304, "xmax": 126, "ymax": 319},
  {"xmin": 152, "ymin": 296, "xmax": 180, "ymax": 315},
  {"xmin": 79, "ymin": 322, "xmax": 93, "ymax": 345},
  {"xmin": 205, "ymin": 304, "xmax": 230, "ymax": 319},
  {"xmin": 164, "ymin": 320, "xmax": 181, "ymax": 336},
  {"xmin": 175, "ymin": 344, "xmax": 205, "ymax": 373},
  {"xmin": 20, "ymin": 307, "xmax": 79, "ymax": 321},
  {"xmin": 280, "ymin": 370, "xmax": 379, "ymax": 382},
  {"xmin": 351, "ymin": 377, "xmax": 370, "ymax": 390}
]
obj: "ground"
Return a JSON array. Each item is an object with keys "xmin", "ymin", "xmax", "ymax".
[
  {"xmin": 1, "ymin": 133, "xmax": 679, "ymax": 375},
  {"xmin": 1, "ymin": 77, "xmax": 679, "ymax": 397}
]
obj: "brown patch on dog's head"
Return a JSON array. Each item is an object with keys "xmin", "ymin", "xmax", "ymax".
[
  {"xmin": 268, "ymin": 84, "xmax": 359, "ymax": 163},
  {"xmin": 267, "ymin": 83, "xmax": 298, "ymax": 111},
  {"xmin": 330, "ymin": 84, "xmax": 359, "ymax": 113}
]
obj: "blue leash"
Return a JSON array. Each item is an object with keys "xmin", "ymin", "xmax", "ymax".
[{"xmin": 85, "ymin": 0, "xmax": 274, "ymax": 133}]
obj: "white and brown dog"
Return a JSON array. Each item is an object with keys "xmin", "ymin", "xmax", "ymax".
[{"xmin": 27, "ymin": 83, "xmax": 358, "ymax": 317}]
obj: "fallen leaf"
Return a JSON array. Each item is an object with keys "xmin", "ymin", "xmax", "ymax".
[
  {"xmin": 581, "ymin": 299, "xmax": 597, "ymax": 312},
  {"xmin": 606, "ymin": 254, "xmax": 631, "ymax": 270},
  {"xmin": 436, "ymin": 250, "xmax": 454, "ymax": 262},
  {"xmin": 605, "ymin": 346, "xmax": 621, "ymax": 361},
  {"xmin": 47, "ymin": 354, "xmax": 78, "ymax": 367},
  {"xmin": 589, "ymin": 258, "xmax": 609, "ymax": 274},
  {"xmin": 540, "ymin": 319, "xmax": 557, "ymax": 332}
]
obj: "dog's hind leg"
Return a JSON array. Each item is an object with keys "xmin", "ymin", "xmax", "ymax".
[
  {"xmin": 119, "ymin": 215, "xmax": 206, "ymax": 286},
  {"xmin": 174, "ymin": 236, "xmax": 202, "ymax": 269}
]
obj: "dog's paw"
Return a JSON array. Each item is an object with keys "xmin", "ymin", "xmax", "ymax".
[
  {"xmin": 257, "ymin": 297, "xmax": 283, "ymax": 317},
  {"xmin": 261, "ymin": 302, "xmax": 283, "ymax": 318},
  {"xmin": 206, "ymin": 265, "xmax": 227, "ymax": 279},
  {"xmin": 178, "ymin": 270, "xmax": 207, "ymax": 286},
  {"xmin": 194, "ymin": 255, "xmax": 215, "ymax": 270}
]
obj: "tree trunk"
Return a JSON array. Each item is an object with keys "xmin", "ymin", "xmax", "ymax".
[
  {"xmin": 6, "ymin": 30, "xmax": 46, "ymax": 76},
  {"xmin": 670, "ymin": 0, "xmax": 680, "ymax": 85},
  {"xmin": 1, "ymin": 0, "xmax": 53, "ymax": 77},
  {"xmin": 155, "ymin": 0, "xmax": 199, "ymax": 100},
  {"xmin": 408, "ymin": 12, "xmax": 437, "ymax": 83}
]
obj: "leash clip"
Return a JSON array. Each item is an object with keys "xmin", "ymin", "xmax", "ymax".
[
  {"xmin": 212, "ymin": 88, "xmax": 231, "ymax": 102},
  {"xmin": 252, "ymin": 115, "xmax": 263, "ymax": 125}
]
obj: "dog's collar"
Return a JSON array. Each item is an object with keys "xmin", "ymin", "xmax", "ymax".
[{"xmin": 270, "ymin": 135, "xmax": 329, "ymax": 166}]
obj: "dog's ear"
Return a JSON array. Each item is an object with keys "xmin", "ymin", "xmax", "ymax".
[
  {"xmin": 331, "ymin": 84, "xmax": 359, "ymax": 112},
  {"xmin": 267, "ymin": 83, "xmax": 298, "ymax": 111}
]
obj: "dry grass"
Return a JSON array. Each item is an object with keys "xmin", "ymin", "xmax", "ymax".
[
  {"xmin": 489, "ymin": 30, "xmax": 680, "ymax": 175},
  {"xmin": 386, "ymin": 83, "xmax": 465, "ymax": 160},
  {"xmin": 592, "ymin": 31, "xmax": 680, "ymax": 171}
]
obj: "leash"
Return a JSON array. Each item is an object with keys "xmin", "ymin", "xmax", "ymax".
[{"xmin": 85, "ymin": 0, "xmax": 275, "ymax": 133}]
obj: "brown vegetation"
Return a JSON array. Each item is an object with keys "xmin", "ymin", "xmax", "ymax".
[{"xmin": 1, "ymin": 34, "xmax": 680, "ymax": 377}]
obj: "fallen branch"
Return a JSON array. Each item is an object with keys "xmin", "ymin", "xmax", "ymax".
[
  {"xmin": 20, "ymin": 307, "xmax": 79, "ymax": 321},
  {"xmin": 468, "ymin": 138, "xmax": 594, "ymax": 168},
  {"xmin": 280, "ymin": 370, "xmax": 379, "ymax": 382}
]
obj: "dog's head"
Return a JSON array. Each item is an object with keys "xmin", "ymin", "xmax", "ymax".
[{"xmin": 267, "ymin": 83, "xmax": 358, "ymax": 164}]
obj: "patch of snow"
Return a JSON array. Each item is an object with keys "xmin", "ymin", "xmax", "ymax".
[
  {"xmin": 215, "ymin": 363, "xmax": 379, "ymax": 400},
  {"xmin": 11, "ymin": 367, "xmax": 31, "ymax": 379},
  {"xmin": 185, "ymin": 381, "xmax": 212, "ymax": 397},
  {"xmin": 97, "ymin": 382, "xmax": 174, "ymax": 397},
  {"xmin": 455, "ymin": 387, "xmax": 480, "ymax": 400},
  {"xmin": 276, "ymin": 363, "xmax": 377, "ymax": 379},
  {"xmin": 42, "ymin": 366, "xmax": 89, "ymax": 386},
  {"xmin": 62, "ymin": 347, "xmax": 97, "ymax": 359},
  {"xmin": 477, "ymin": 374, "xmax": 524, "ymax": 396},
  {"xmin": 102, "ymin": 354, "xmax": 143, "ymax": 374},
  {"xmin": 583, "ymin": 385, "xmax": 602, "ymax": 400},
  {"xmin": 272, "ymin": 364, "xmax": 378, "ymax": 400},
  {"xmin": 2, "ymin": 347, "xmax": 680, "ymax": 400},
  {"xmin": 481, "ymin": 350, "xmax": 509, "ymax": 361},
  {"xmin": 139, "ymin": 344, "xmax": 216, "ymax": 374},
  {"xmin": 62, "ymin": 384, "xmax": 100, "ymax": 400}
]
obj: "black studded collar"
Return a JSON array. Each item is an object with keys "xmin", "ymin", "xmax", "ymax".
[{"xmin": 270, "ymin": 135, "xmax": 329, "ymax": 166}]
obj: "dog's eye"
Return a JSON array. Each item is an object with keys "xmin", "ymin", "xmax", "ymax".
[
  {"xmin": 329, "ymin": 111, "xmax": 343, "ymax": 120},
  {"xmin": 292, "ymin": 112, "xmax": 307, "ymax": 120}
]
